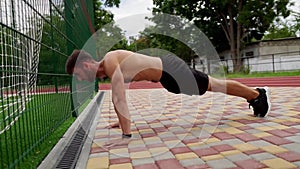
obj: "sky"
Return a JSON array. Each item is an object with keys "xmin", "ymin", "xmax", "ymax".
[
  {"xmin": 106, "ymin": 0, "xmax": 299, "ymax": 20},
  {"xmin": 105, "ymin": 0, "xmax": 300, "ymax": 37},
  {"xmin": 105, "ymin": 0, "xmax": 154, "ymax": 20},
  {"xmin": 104, "ymin": 0, "xmax": 154, "ymax": 37}
]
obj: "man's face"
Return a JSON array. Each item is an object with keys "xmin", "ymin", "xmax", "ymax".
[{"xmin": 73, "ymin": 64, "xmax": 95, "ymax": 82}]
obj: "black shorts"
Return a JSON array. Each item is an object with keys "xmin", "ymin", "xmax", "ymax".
[{"xmin": 159, "ymin": 55, "xmax": 209, "ymax": 95}]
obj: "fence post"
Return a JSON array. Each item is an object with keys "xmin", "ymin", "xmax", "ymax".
[
  {"xmin": 207, "ymin": 59, "xmax": 211, "ymax": 74},
  {"xmin": 272, "ymin": 54, "xmax": 275, "ymax": 73}
]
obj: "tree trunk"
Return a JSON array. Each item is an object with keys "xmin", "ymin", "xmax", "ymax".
[
  {"xmin": 235, "ymin": 0, "xmax": 244, "ymax": 73},
  {"xmin": 228, "ymin": 6, "xmax": 240, "ymax": 72}
]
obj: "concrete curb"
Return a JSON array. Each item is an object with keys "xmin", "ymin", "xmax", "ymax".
[
  {"xmin": 37, "ymin": 92, "xmax": 103, "ymax": 169},
  {"xmin": 76, "ymin": 92, "xmax": 106, "ymax": 169}
]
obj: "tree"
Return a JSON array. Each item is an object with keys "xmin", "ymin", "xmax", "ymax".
[
  {"xmin": 153, "ymin": 0, "xmax": 293, "ymax": 72},
  {"xmin": 93, "ymin": 0, "xmax": 130, "ymax": 58},
  {"xmin": 93, "ymin": 0, "xmax": 117, "ymax": 30},
  {"xmin": 263, "ymin": 20, "xmax": 297, "ymax": 40}
]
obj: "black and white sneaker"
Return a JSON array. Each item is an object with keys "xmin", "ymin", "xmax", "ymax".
[{"xmin": 248, "ymin": 87, "xmax": 271, "ymax": 117}]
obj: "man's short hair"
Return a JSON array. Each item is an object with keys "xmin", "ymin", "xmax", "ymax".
[{"xmin": 65, "ymin": 49, "xmax": 94, "ymax": 75}]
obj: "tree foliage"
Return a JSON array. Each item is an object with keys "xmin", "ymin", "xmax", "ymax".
[
  {"xmin": 153, "ymin": 0, "xmax": 293, "ymax": 72},
  {"xmin": 93, "ymin": 0, "xmax": 130, "ymax": 58}
]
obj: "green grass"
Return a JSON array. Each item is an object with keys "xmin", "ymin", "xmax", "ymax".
[
  {"xmin": 0, "ymin": 93, "xmax": 72, "ymax": 169},
  {"xmin": 225, "ymin": 70, "xmax": 300, "ymax": 78},
  {"xmin": 0, "ymin": 90, "xmax": 93, "ymax": 169},
  {"xmin": 20, "ymin": 116, "xmax": 75, "ymax": 168}
]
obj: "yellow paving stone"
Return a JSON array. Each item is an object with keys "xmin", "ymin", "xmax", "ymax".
[
  {"xmin": 204, "ymin": 119, "xmax": 217, "ymax": 123},
  {"xmin": 289, "ymin": 118, "xmax": 300, "ymax": 122},
  {"xmin": 255, "ymin": 126, "xmax": 274, "ymax": 131},
  {"xmin": 86, "ymin": 157, "xmax": 109, "ymax": 169},
  {"xmin": 233, "ymin": 143, "xmax": 258, "ymax": 152},
  {"xmin": 272, "ymin": 125, "xmax": 290, "ymax": 130},
  {"xmin": 130, "ymin": 151, "xmax": 152, "ymax": 159},
  {"xmin": 220, "ymin": 150, "xmax": 242, "ymax": 156},
  {"xmin": 204, "ymin": 137, "xmax": 221, "ymax": 144},
  {"xmin": 134, "ymin": 120, "xmax": 147, "ymax": 124},
  {"xmin": 95, "ymin": 130, "xmax": 109, "ymax": 136},
  {"xmin": 109, "ymin": 163, "xmax": 133, "ymax": 169},
  {"xmin": 128, "ymin": 140, "xmax": 144, "ymax": 146},
  {"xmin": 164, "ymin": 140, "xmax": 181, "ymax": 146},
  {"xmin": 262, "ymin": 158, "xmax": 297, "ymax": 169},
  {"xmin": 149, "ymin": 147, "xmax": 169, "ymax": 154},
  {"xmin": 191, "ymin": 127, "xmax": 201, "ymax": 131},
  {"xmin": 253, "ymin": 132, "xmax": 273, "ymax": 138},
  {"xmin": 223, "ymin": 127, "xmax": 244, "ymax": 134},
  {"xmin": 187, "ymin": 142, "xmax": 205, "ymax": 148},
  {"xmin": 175, "ymin": 152, "xmax": 198, "ymax": 160},
  {"xmin": 227, "ymin": 121, "xmax": 245, "ymax": 127},
  {"xmin": 176, "ymin": 133, "xmax": 191, "ymax": 139},
  {"xmin": 228, "ymin": 117, "xmax": 244, "ymax": 120},
  {"xmin": 203, "ymin": 126, "xmax": 222, "ymax": 133},
  {"xmin": 138, "ymin": 129, "xmax": 154, "ymax": 133},
  {"xmin": 201, "ymin": 154, "xmax": 224, "ymax": 161},
  {"xmin": 272, "ymin": 119, "xmax": 287, "ymax": 123},
  {"xmin": 260, "ymin": 145, "xmax": 288, "ymax": 154},
  {"xmin": 109, "ymin": 148, "xmax": 128, "ymax": 154},
  {"xmin": 143, "ymin": 136, "xmax": 161, "ymax": 142},
  {"xmin": 244, "ymin": 116, "xmax": 257, "ymax": 120},
  {"xmin": 210, "ymin": 128, "xmax": 223, "ymax": 133},
  {"xmin": 92, "ymin": 142, "xmax": 102, "ymax": 148}
]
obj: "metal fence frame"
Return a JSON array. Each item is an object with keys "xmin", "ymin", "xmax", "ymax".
[
  {"xmin": 0, "ymin": 0, "xmax": 96, "ymax": 168},
  {"xmin": 193, "ymin": 50, "xmax": 300, "ymax": 74}
]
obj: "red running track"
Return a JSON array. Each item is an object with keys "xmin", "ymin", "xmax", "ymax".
[{"xmin": 99, "ymin": 76, "xmax": 300, "ymax": 90}]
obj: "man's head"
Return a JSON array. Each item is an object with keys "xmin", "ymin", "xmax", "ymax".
[{"xmin": 66, "ymin": 49, "xmax": 98, "ymax": 82}]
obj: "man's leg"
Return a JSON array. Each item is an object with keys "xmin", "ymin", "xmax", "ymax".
[
  {"xmin": 207, "ymin": 76, "xmax": 259, "ymax": 101},
  {"xmin": 207, "ymin": 76, "xmax": 271, "ymax": 117}
]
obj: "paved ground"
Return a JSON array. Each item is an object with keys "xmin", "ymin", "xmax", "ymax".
[{"xmin": 85, "ymin": 87, "xmax": 300, "ymax": 169}]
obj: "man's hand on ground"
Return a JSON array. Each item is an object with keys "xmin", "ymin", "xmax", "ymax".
[
  {"xmin": 103, "ymin": 137, "xmax": 137, "ymax": 148},
  {"xmin": 105, "ymin": 122, "xmax": 120, "ymax": 129}
]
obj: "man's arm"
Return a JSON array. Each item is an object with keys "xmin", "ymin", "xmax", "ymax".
[{"xmin": 111, "ymin": 65, "xmax": 131, "ymax": 135}]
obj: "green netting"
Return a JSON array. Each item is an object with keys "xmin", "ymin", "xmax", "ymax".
[{"xmin": 0, "ymin": 0, "xmax": 95, "ymax": 168}]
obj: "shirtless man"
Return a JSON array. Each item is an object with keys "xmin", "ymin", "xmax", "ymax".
[{"xmin": 66, "ymin": 49, "xmax": 271, "ymax": 139}]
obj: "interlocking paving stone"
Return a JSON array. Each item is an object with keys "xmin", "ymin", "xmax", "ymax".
[
  {"xmin": 250, "ymin": 152, "xmax": 277, "ymax": 161},
  {"xmin": 83, "ymin": 87, "xmax": 300, "ymax": 169},
  {"xmin": 206, "ymin": 158, "xmax": 236, "ymax": 168}
]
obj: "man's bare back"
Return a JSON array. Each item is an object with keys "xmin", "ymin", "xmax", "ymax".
[{"xmin": 102, "ymin": 50, "xmax": 163, "ymax": 83}]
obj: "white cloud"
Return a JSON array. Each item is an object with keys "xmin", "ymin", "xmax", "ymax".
[
  {"xmin": 106, "ymin": 0, "xmax": 154, "ymax": 20},
  {"xmin": 105, "ymin": 0, "xmax": 154, "ymax": 37}
]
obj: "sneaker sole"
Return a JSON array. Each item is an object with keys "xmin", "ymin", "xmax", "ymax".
[{"xmin": 263, "ymin": 86, "xmax": 271, "ymax": 117}]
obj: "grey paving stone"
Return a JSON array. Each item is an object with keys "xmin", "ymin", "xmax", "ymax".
[
  {"xmin": 207, "ymin": 159, "xmax": 237, "ymax": 169},
  {"xmin": 293, "ymin": 161, "xmax": 300, "ymax": 167},
  {"xmin": 132, "ymin": 157, "xmax": 155, "ymax": 166},
  {"xmin": 263, "ymin": 122, "xmax": 280, "ymax": 126},
  {"xmin": 245, "ymin": 129, "xmax": 262, "ymax": 134},
  {"xmin": 286, "ymin": 136, "xmax": 300, "ymax": 143},
  {"xmin": 248, "ymin": 140, "xmax": 273, "ymax": 147},
  {"xmin": 158, "ymin": 132, "xmax": 176, "ymax": 138},
  {"xmin": 152, "ymin": 151, "xmax": 175, "ymax": 161},
  {"xmin": 250, "ymin": 152, "xmax": 277, "ymax": 161},
  {"xmin": 144, "ymin": 139, "xmax": 163, "ymax": 145},
  {"xmin": 226, "ymin": 153, "xmax": 251, "ymax": 162},
  {"xmin": 179, "ymin": 158, "xmax": 205, "ymax": 167},
  {"xmin": 89, "ymin": 152, "xmax": 109, "ymax": 158},
  {"xmin": 128, "ymin": 143, "xmax": 146, "ymax": 149},
  {"xmin": 293, "ymin": 125, "xmax": 300, "ymax": 129},
  {"xmin": 247, "ymin": 123, "xmax": 265, "ymax": 128},
  {"xmin": 109, "ymin": 152, "xmax": 130, "ymax": 159},
  {"xmin": 222, "ymin": 139, "xmax": 245, "ymax": 146},
  {"xmin": 282, "ymin": 143, "xmax": 300, "ymax": 153},
  {"xmin": 167, "ymin": 141, "xmax": 186, "ymax": 148}
]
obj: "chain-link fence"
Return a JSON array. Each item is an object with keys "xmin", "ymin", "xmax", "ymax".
[{"xmin": 0, "ymin": 0, "xmax": 96, "ymax": 168}]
